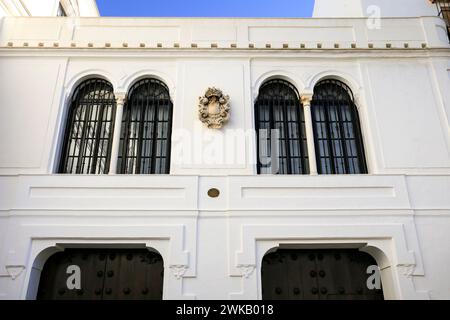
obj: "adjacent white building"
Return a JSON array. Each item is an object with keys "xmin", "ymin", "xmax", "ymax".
[
  {"xmin": 0, "ymin": 0, "xmax": 98, "ymax": 17},
  {"xmin": 0, "ymin": 0, "xmax": 449, "ymax": 300}
]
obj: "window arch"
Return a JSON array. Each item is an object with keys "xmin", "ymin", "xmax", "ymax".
[
  {"xmin": 311, "ymin": 79, "xmax": 367, "ymax": 174},
  {"xmin": 255, "ymin": 79, "xmax": 309, "ymax": 174},
  {"xmin": 59, "ymin": 78, "xmax": 116, "ymax": 174},
  {"xmin": 118, "ymin": 78, "xmax": 173, "ymax": 174}
]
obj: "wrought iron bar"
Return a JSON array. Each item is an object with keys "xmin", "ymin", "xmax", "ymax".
[
  {"xmin": 255, "ymin": 79, "xmax": 309, "ymax": 175},
  {"xmin": 311, "ymin": 79, "xmax": 367, "ymax": 174},
  {"xmin": 59, "ymin": 79, "xmax": 116, "ymax": 174}
]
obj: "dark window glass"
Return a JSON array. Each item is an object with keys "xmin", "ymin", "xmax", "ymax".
[
  {"xmin": 59, "ymin": 79, "xmax": 116, "ymax": 174},
  {"xmin": 311, "ymin": 79, "xmax": 367, "ymax": 174},
  {"xmin": 118, "ymin": 79, "xmax": 173, "ymax": 174},
  {"xmin": 255, "ymin": 79, "xmax": 309, "ymax": 175}
]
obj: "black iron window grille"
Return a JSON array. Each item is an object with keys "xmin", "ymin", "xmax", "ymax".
[
  {"xmin": 118, "ymin": 78, "xmax": 173, "ymax": 174},
  {"xmin": 59, "ymin": 79, "xmax": 116, "ymax": 174},
  {"xmin": 311, "ymin": 79, "xmax": 367, "ymax": 174},
  {"xmin": 255, "ymin": 79, "xmax": 309, "ymax": 175},
  {"xmin": 433, "ymin": 0, "xmax": 450, "ymax": 41}
]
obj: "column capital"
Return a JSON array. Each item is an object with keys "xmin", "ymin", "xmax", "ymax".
[
  {"xmin": 115, "ymin": 92, "xmax": 127, "ymax": 105},
  {"xmin": 300, "ymin": 94, "xmax": 313, "ymax": 106}
]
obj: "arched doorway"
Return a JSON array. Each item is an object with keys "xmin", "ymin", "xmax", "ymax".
[
  {"xmin": 261, "ymin": 249, "xmax": 383, "ymax": 300},
  {"xmin": 37, "ymin": 249, "xmax": 163, "ymax": 300}
]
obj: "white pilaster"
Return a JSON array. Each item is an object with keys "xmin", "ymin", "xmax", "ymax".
[
  {"xmin": 301, "ymin": 94, "xmax": 318, "ymax": 175},
  {"xmin": 109, "ymin": 92, "xmax": 126, "ymax": 174}
]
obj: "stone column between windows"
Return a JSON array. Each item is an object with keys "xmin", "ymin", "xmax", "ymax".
[
  {"xmin": 301, "ymin": 94, "xmax": 318, "ymax": 175},
  {"xmin": 109, "ymin": 92, "xmax": 126, "ymax": 174}
]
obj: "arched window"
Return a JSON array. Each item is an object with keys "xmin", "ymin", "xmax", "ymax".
[
  {"xmin": 118, "ymin": 78, "xmax": 173, "ymax": 174},
  {"xmin": 255, "ymin": 79, "xmax": 309, "ymax": 174},
  {"xmin": 59, "ymin": 78, "xmax": 116, "ymax": 174},
  {"xmin": 311, "ymin": 79, "xmax": 367, "ymax": 174}
]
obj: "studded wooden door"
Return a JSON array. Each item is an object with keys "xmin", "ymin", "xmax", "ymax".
[
  {"xmin": 262, "ymin": 249, "xmax": 383, "ymax": 300},
  {"xmin": 37, "ymin": 249, "xmax": 164, "ymax": 300}
]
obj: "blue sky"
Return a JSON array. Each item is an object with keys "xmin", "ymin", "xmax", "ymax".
[{"xmin": 96, "ymin": 0, "xmax": 314, "ymax": 17}]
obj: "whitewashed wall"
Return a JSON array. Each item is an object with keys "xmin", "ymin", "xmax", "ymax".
[
  {"xmin": 0, "ymin": 0, "xmax": 99, "ymax": 17},
  {"xmin": 0, "ymin": 16, "xmax": 449, "ymax": 300}
]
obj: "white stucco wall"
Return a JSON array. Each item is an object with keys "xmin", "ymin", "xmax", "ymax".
[
  {"xmin": 77, "ymin": 2, "xmax": 99, "ymax": 17},
  {"xmin": 0, "ymin": 0, "xmax": 98, "ymax": 17},
  {"xmin": 20, "ymin": 0, "xmax": 59, "ymax": 16},
  {"xmin": 0, "ymin": 17, "xmax": 449, "ymax": 300}
]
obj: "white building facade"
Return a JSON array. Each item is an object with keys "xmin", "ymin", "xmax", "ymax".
[
  {"xmin": 0, "ymin": 0, "xmax": 449, "ymax": 300},
  {"xmin": 0, "ymin": 0, "xmax": 98, "ymax": 17}
]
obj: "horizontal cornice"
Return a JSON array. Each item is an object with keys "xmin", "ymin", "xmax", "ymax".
[{"xmin": 1, "ymin": 47, "xmax": 449, "ymax": 59}]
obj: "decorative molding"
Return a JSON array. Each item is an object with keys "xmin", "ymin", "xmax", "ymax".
[
  {"xmin": 114, "ymin": 92, "xmax": 127, "ymax": 105},
  {"xmin": 5, "ymin": 265, "xmax": 25, "ymax": 280},
  {"xmin": 353, "ymin": 91, "xmax": 364, "ymax": 108},
  {"xmin": 251, "ymin": 86, "xmax": 259, "ymax": 101},
  {"xmin": 230, "ymin": 223, "xmax": 420, "ymax": 277},
  {"xmin": 120, "ymin": 70, "xmax": 176, "ymax": 102},
  {"xmin": 305, "ymin": 70, "xmax": 362, "ymax": 94},
  {"xmin": 253, "ymin": 71, "xmax": 306, "ymax": 100},
  {"xmin": 301, "ymin": 94, "xmax": 313, "ymax": 106},
  {"xmin": 22, "ymin": 235, "xmax": 194, "ymax": 300},
  {"xmin": 397, "ymin": 264, "xmax": 416, "ymax": 278},
  {"xmin": 237, "ymin": 264, "xmax": 256, "ymax": 279},
  {"xmin": 198, "ymin": 87, "xmax": 230, "ymax": 129},
  {"xmin": 65, "ymin": 69, "xmax": 118, "ymax": 97},
  {"xmin": 170, "ymin": 264, "xmax": 188, "ymax": 280}
]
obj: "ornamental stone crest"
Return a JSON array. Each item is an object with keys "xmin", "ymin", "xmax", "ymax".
[
  {"xmin": 237, "ymin": 264, "xmax": 256, "ymax": 279},
  {"xmin": 198, "ymin": 87, "xmax": 230, "ymax": 129},
  {"xmin": 169, "ymin": 264, "xmax": 188, "ymax": 280}
]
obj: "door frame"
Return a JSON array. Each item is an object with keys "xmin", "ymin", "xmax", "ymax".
[
  {"xmin": 35, "ymin": 247, "xmax": 165, "ymax": 300},
  {"xmin": 255, "ymin": 240, "xmax": 415, "ymax": 300},
  {"xmin": 260, "ymin": 247, "xmax": 385, "ymax": 300},
  {"xmin": 22, "ymin": 237, "xmax": 192, "ymax": 300},
  {"xmin": 228, "ymin": 223, "xmax": 428, "ymax": 300}
]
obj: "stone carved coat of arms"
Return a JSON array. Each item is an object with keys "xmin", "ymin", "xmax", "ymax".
[{"xmin": 198, "ymin": 87, "xmax": 230, "ymax": 129}]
